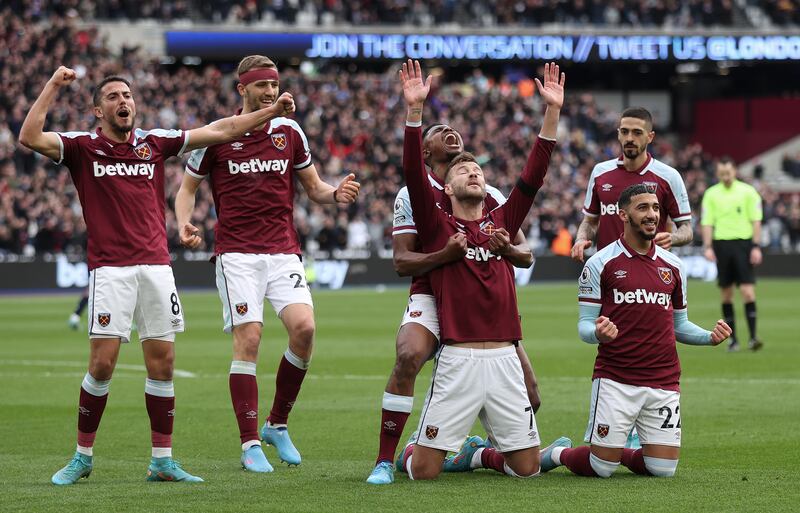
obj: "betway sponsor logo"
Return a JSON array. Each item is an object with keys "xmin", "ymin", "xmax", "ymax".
[
  {"xmin": 600, "ymin": 202, "xmax": 619, "ymax": 216},
  {"xmin": 613, "ymin": 288, "xmax": 671, "ymax": 309},
  {"xmin": 228, "ymin": 158, "xmax": 289, "ymax": 175},
  {"xmin": 466, "ymin": 246, "xmax": 501, "ymax": 262},
  {"xmin": 93, "ymin": 161, "xmax": 155, "ymax": 179}
]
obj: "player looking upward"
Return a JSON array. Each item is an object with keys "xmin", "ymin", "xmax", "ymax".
[
  {"xmin": 394, "ymin": 60, "xmax": 562, "ymax": 481},
  {"xmin": 19, "ymin": 66, "xmax": 295, "ymax": 485},
  {"xmin": 542, "ymin": 184, "xmax": 731, "ymax": 478},
  {"xmin": 570, "ymin": 106, "xmax": 692, "ymax": 449},
  {"xmin": 175, "ymin": 55, "xmax": 360, "ymax": 473},
  {"xmin": 367, "ymin": 90, "xmax": 541, "ymax": 485}
]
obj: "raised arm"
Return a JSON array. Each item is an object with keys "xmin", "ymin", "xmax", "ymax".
[
  {"xmin": 184, "ymin": 93, "xmax": 295, "ymax": 152},
  {"xmin": 18, "ymin": 67, "xmax": 77, "ymax": 161},
  {"xmin": 400, "ymin": 60, "xmax": 438, "ymax": 242}
]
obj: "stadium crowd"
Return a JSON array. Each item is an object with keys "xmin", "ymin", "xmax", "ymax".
[
  {"xmin": 12, "ymin": 0, "xmax": 796, "ymax": 27},
  {"xmin": 1, "ymin": 9, "xmax": 799, "ymax": 259}
]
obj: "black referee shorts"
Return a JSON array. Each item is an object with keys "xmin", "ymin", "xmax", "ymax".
[{"xmin": 713, "ymin": 239, "xmax": 755, "ymax": 287}]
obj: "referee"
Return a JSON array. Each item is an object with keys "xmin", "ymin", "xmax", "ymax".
[{"xmin": 701, "ymin": 157, "xmax": 764, "ymax": 352}]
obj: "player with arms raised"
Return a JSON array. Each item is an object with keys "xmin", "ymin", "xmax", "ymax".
[
  {"xmin": 394, "ymin": 60, "xmax": 562, "ymax": 481},
  {"xmin": 19, "ymin": 66, "xmax": 295, "ymax": 485},
  {"xmin": 541, "ymin": 184, "xmax": 731, "ymax": 478},
  {"xmin": 367, "ymin": 94, "xmax": 540, "ymax": 485},
  {"xmin": 175, "ymin": 55, "xmax": 359, "ymax": 473}
]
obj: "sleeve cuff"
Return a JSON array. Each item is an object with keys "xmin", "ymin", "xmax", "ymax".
[{"xmin": 405, "ymin": 120, "xmax": 423, "ymax": 128}]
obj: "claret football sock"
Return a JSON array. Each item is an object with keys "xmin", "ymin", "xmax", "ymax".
[
  {"xmin": 145, "ymin": 379, "xmax": 174, "ymax": 458},
  {"xmin": 77, "ymin": 373, "xmax": 110, "ymax": 456},
  {"xmin": 621, "ymin": 448, "xmax": 651, "ymax": 475},
  {"xmin": 230, "ymin": 360, "xmax": 259, "ymax": 445},
  {"xmin": 268, "ymin": 350, "xmax": 308, "ymax": 425},
  {"xmin": 559, "ymin": 446, "xmax": 598, "ymax": 477},
  {"xmin": 376, "ymin": 393, "xmax": 413, "ymax": 464}
]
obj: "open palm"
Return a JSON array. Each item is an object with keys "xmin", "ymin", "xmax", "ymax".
[
  {"xmin": 535, "ymin": 62, "xmax": 565, "ymax": 109},
  {"xmin": 399, "ymin": 59, "xmax": 432, "ymax": 106}
]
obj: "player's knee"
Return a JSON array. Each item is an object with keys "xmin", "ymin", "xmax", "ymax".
[
  {"xmin": 507, "ymin": 461, "xmax": 540, "ymax": 478},
  {"xmin": 410, "ymin": 459, "xmax": 441, "ymax": 480},
  {"xmin": 89, "ymin": 357, "xmax": 115, "ymax": 380},
  {"xmin": 289, "ymin": 318, "xmax": 315, "ymax": 346},
  {"xmin": 644, "ymin": 456, "xmax": 678, "ymax": 477},
  {"xmin": 589, "ymin": 453, "xmax": 619, "ymax": 478},
  {"xmin": 394, "ymin": 347, "xmax": 427, "ymax": 378}
]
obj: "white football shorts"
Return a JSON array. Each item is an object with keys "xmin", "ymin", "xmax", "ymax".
[
  {"xmin": 88, "ymin": 265, "xmax": 184, "ymax": 343},
  {"xmin": 216, "ymin": 253, "xmax": 313, "ymax": 333},
  {"xmin": 399, "ymin": 293, "xmax": 439, "ymax": 341},
  {"xmin": 413, "ymin": 344, "xmax": 540, "ymax": 453},
  {"xmin": 583, "ymin": 378, "xmax": 682, "ymax": 448}
]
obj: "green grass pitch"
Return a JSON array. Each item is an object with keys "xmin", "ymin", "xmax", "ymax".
[{"xmin": 1, "ymin": 278, "xmax": 798, "ymax": 512}]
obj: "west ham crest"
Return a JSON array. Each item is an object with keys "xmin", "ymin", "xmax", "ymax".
[
  {"xmin": 97, "ymin": 312, "xmax": 111, "ymax": 327},
  {"xmin": 134, "ymin": 143, "xmax": 152, "ymax": 160},
  {"xmin": 271, "ymin": 133, "xmax": 287, "ymax": 150},
  {"xmin": 480, "ymin": 221, "xmax": 497, "ymax": 236},
  {"xmin": 642, "ymin": 181, "xmax": 658, "ymax": 193},
  {"xmin": 425, "ymin": 425, "xmax": 439, "ymax": 440},
  {"xmin": 235, "ymin": 302, "xmax": 248, "ymax": 316},
  {"xmin": 596, "ymin": 423, "xmax": 609, "ymax": 438},
  {"xmin": 658, "ymin": 267, "xmax": 673, "ymax": 285}
]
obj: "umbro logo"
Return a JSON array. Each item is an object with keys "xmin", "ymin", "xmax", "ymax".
[
  {"xmin": 602, "ymin": 183, "xmax": 613, "ymax": 192},
  {"xmin": 246, "ymin": 410, "xmax": 258, "ymax": 419},
  {"xmin": 78, "ymin": 406, "xmax": 90, "ymax": 416},
  {"xmin": 168, "ymin": 409, "xmax": 176, "ymax": 417},
  {"xmin": 231, "ymin": 142, "xmax": 244, "ymax": 150},
  {"xmin": 384, "ymin": 421, "xmax": 397, "ymax": 429},
  {"xmin": 614, "ymin": 270, "xmax": 627, "ymax": 278},
  {"xmin": 95, "ymin": 149, "xmax": 107, "ymax": 156}
]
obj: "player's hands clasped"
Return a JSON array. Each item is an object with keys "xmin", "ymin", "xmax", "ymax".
[
  {"xmin": 335, "ymin": 173, "xmax": 360, "ymax": 203},
  {"xmin": 442, "ymin": 232, "xmax": 468, "ymax": 262},
  {"xmin": 272, "ymin": 92, "xmax": 295, "ymax": 117},
  {"xmin": 595, "ymin": 315, "xmax": 618, "ymax": 343},
  {"xmin": 571, "ymin": 239, "xmax": 592, "ymax": 262},
  {"xmin": 487, "ymin": 227, "xmax": 512, "ymax": 255},
  {"xmin": 399, "ymin": 59, "xmax": 432, "ymax": 107},
  {"xmin": 534, "ymin": 62, "xmax": 565, "ymax": 109},
  {"xmin": 709, "ymin": 319, "xmax": 732, "ymax": 346},
  {"xmin": 179, "ymin": 223, "xmax": 203, "ymax": 249},
  {"xmin": 48, "ymin": 66, "xmax": 77, "ymax": 87}
]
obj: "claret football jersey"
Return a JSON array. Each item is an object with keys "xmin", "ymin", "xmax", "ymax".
[
  {"xmin": 583, "ymin": 155, "xmax": 691, "ymax": 250},
  {"xmin": 56, "ymin": 127, "xmax": 188, "ymax": 270},
  {"xmin": 186, "ymin": 116, "xmax": 311, "ymax": 255},
  {"xmin": 578, "ymin": 237, "xmax": 688, "ymax": 391}
]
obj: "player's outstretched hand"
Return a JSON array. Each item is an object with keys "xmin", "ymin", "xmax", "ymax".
[
  {"xmin": 534, "ymin": 62, "xmax": 565, "ymax": 109},
  {"xmin": 595, "ymin": 316, "xmax": 618, "ymax": 343},
  {"xmin": 442, "ymin": 232, "xmax": 468, "ymax": 262},
  {"xmin": 273, "ymin": 92, "xmax": 295, "ymax": 117},
  {"xmin": 399, "ymin": 59, "xmax": 432, "ymax": 107},
  {"xmin": 654, "ymin": 232, "xmax": 673, "ymax": 250},
  {"xmin": 709, "ymin": 319, "xmax": 732, "ymax": 346},
  {"xmin": 335, "ymin": 173, "xmax": 360, "ymax": 203},
  {"xmin": 48, "ymin": 66, "xmax": 77, "ymax": 87},
  {"xmin": 179, "ymin": 223, "xmax": 203, "ymax": 249},
  {"xmin": 571, "ymin": 239, "xmax": 592, "ymax": 262},
  {"xmin": 487, "ymin": 227, "xmax": 512, "ymax": 255}
]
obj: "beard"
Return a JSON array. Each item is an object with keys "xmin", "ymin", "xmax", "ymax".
[
  {"xmin": 108, "ymin": 113, "xmax": 135, "ymax": 133},
  {"xmin": 630, "ymin": 216, "xmax": 657, "ymax": 240},
  {"xmin": 623, "ymin": 143, "xmax": 645, "ymax": 159},
  {"xmin": 453, "ymin": 183, "xmax": 486, "ymax": 202}
]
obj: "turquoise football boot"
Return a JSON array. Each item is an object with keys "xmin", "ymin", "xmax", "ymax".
[
  {"xmin": 366, "ymin": 460, "xmax": 395, "ymax": 485},
  {"xmin": 241, "ymin": 445, "xmax": 273, "ymax": 473},
  {"xmin": 146, "ymin": 457, "xmax": 204, "ymax": 482},
  {"xmin": 52, "ymin": 452, "xmax": 92, "ymax": 485},
  {"xmin": 261, "ymin": 423, "xmax": 301, "ymax": 466},
  {"xmin": 443, "ymin": 435, "xmax": 485, "ymax": 472},
  {"xmin": 539, "ymin": 436, "xmax": 573, "ymax": 472}
]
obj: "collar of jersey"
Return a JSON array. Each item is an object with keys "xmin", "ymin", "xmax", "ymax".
[
  {"xmin": 617, "ymin": 236, "xmax": 657, "ymax": 260},
  {"xmin": 616, "ymin": 153, "xmax": 653, "ymax": 175},
  {"xmin": 95, "ymin": 127, "xmax": 136, "ymax": 146}
]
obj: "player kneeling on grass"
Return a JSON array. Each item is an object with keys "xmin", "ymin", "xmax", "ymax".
[
  {"xmin": 540, "ymin": 184, "xmax": 731, "ymax": 478},
  {"xmin": 394, "ymin": 60, "xmax": 565, "ymax": 480}
]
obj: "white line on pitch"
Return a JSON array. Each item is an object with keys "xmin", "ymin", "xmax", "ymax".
[{"xmin": 0, "ymin": 359, "xmax": 196, "ymax": 378}]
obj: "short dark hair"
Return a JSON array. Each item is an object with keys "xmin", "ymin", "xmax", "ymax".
[
  {"xmin": 93, "ymin": 76, "xmax": 131, "ymax": 106},
  {"xmin": 620, "ymin": 107, "xmax": 653, "ymax": 129},
  {"xmin": 718, "ymin": 155, "xmax": 737, "ymax": 167},
  {"xmin": 445, "ymin": 151, "xmax": 478, "ymax": 181},
  {"xmin": 618, "ymin": 183, "xmax": 653, "ymax": 209}
]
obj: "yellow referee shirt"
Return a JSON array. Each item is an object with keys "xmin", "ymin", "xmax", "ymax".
[{"xmin": 701, "ymin": 180, "xmax": 763, "ymax": 240}]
